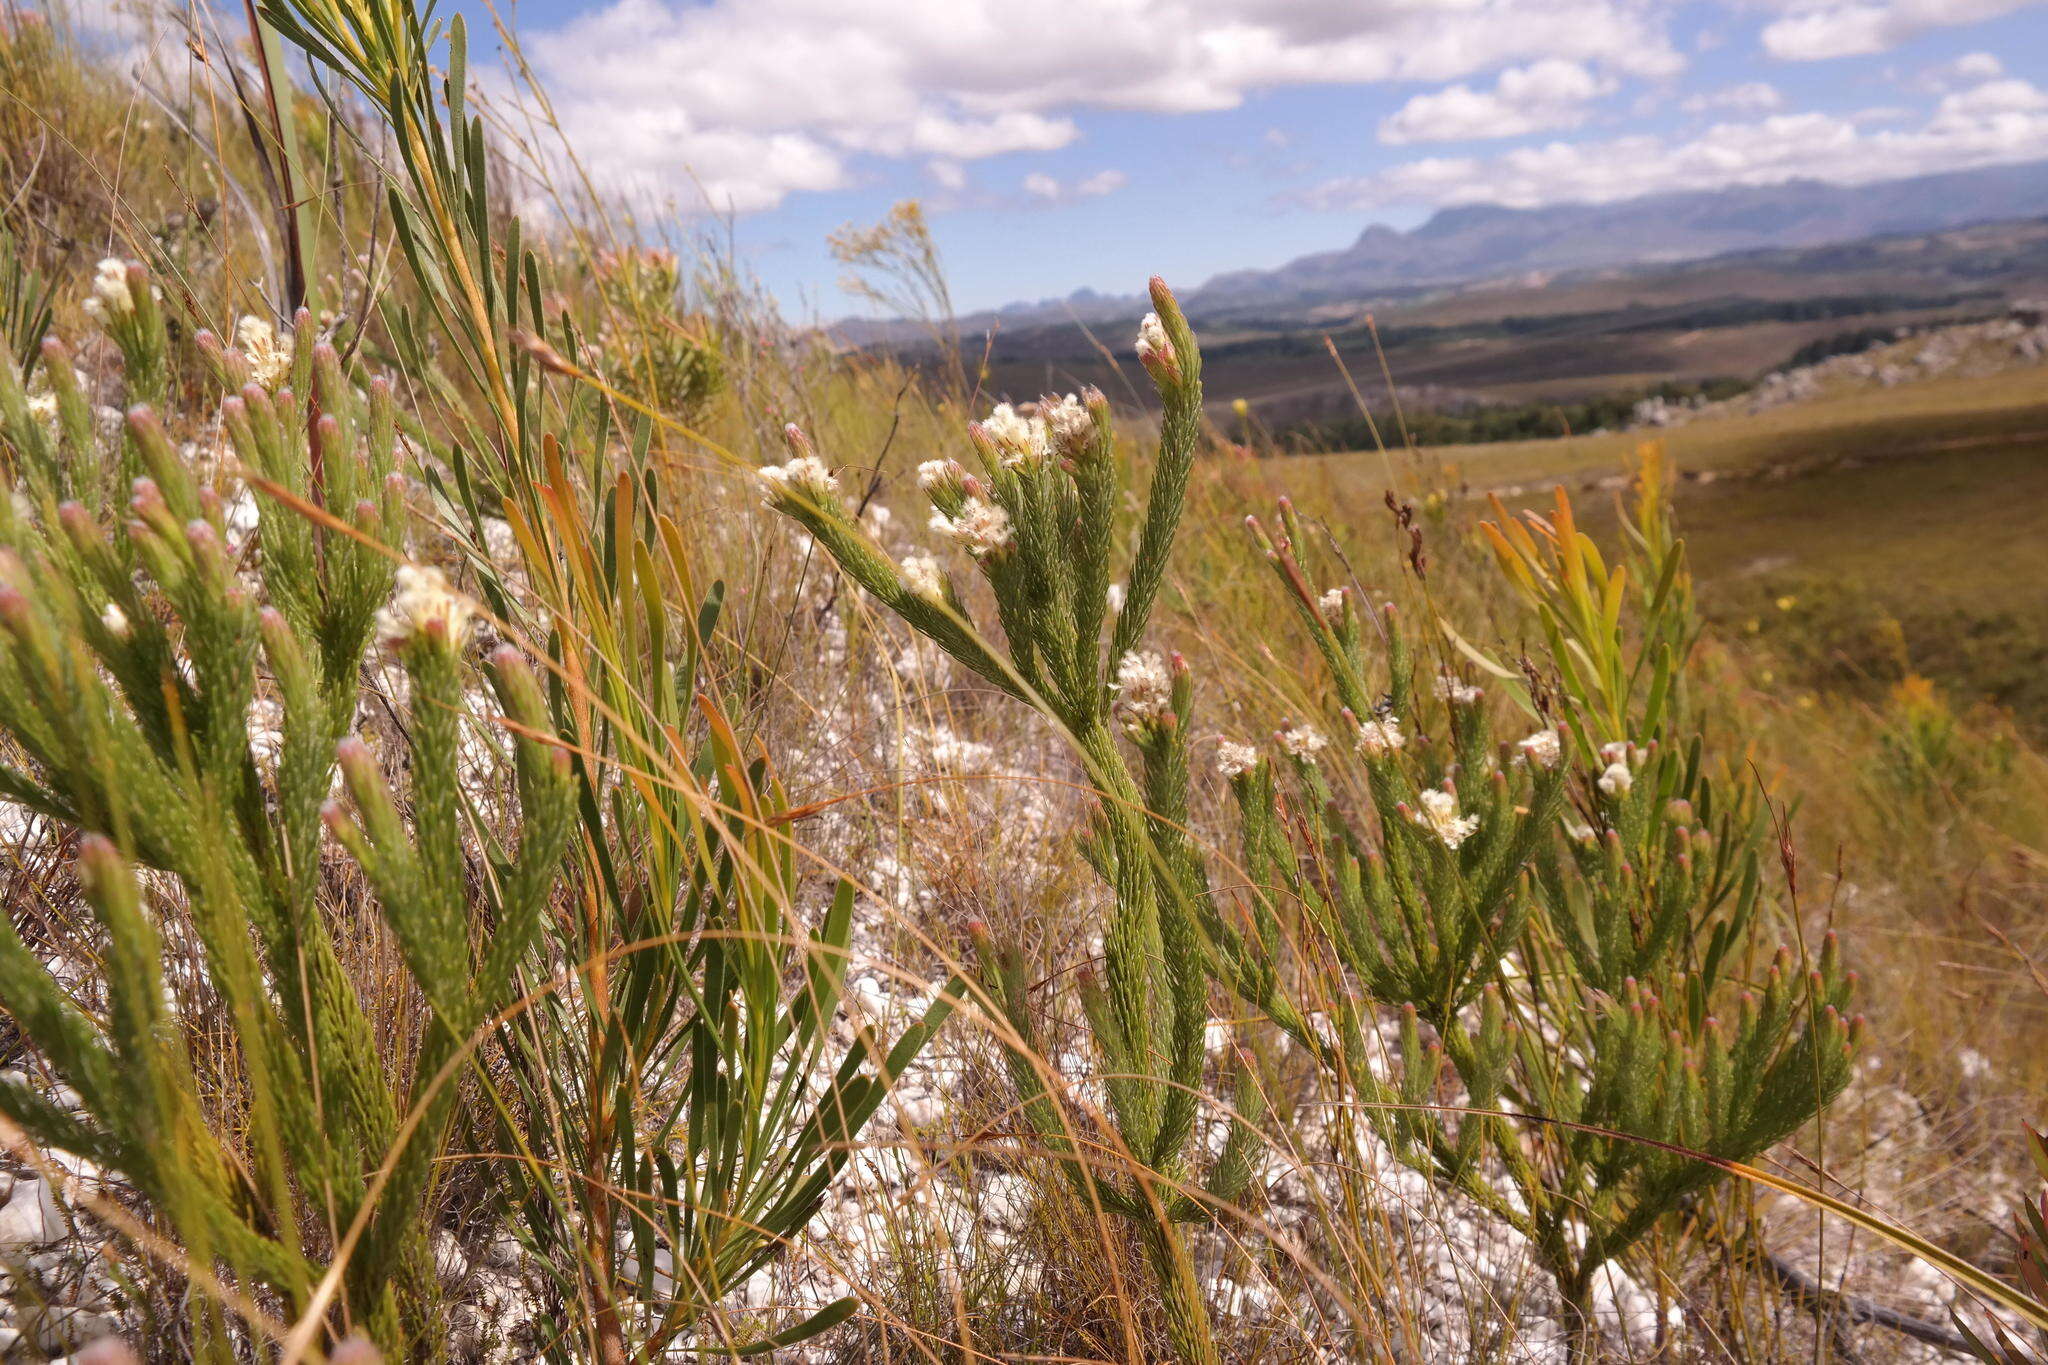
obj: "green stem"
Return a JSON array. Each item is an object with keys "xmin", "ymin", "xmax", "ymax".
[{"xmin": 1139, "ymin": 1215, "xmax": 1221, "ymax": 1365}]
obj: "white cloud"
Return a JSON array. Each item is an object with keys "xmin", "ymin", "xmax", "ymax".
[
  {"xmin": 1020, "ymin": 169, "xmax": 1130, "ymax": 202},
  {"xmin": 1075, "ymin": 169, "xmax": 1131, "ymax": 196},
  {"xmin": 1681, "ymin": 81, "xmax": 1784, "ymax": 113},
  {"xmin": 1303, "ymin": 76, "xmax": 2048, "ymax": 210},
  {"xmin": 1758, "ymin": 0, "xmax": 2044, "ymax": 61},
  {"xmin": 1949, "ymin": 51, "xmax": 2006, "ymax": 80},
  {"xmin": 1934, "ymin": 77, "xmax": 2048, "ymax": 117},
  {"xmin": 1378, "ymin": 60, "xmax": 1614, "ymax": 145},
  {"xmin": 519, "ymin": 0, "xmax": 1685, "ymax": 212}
]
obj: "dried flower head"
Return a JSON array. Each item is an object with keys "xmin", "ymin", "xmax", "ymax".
[
  {"xmin": 1516, "ymin": 728, "xmax": 1562, "ymax": 768},
  {"xmin": 1277, "ymin": 720, "xmax": 1329, "ymax": 760},
  {"xmin": 900, "ymin": 552, "xmax": 945, "ymax": 600},
  {"xmin": 929, "ymin": 497, "xmax": 1012, "ymax": 557},
  {"xmin": 1355, "ymin": 713, "xmax": 1406, "ymax": 756},
  {"xmin": 1318, "ymin": 586, "xmax": 1345, "ymax": 618},
  {"xmin": 376, "ymin": 564, "xmax": 476, "ymax": 650},
  {"xmin": 1215, "ymin": 740, "xmax": 1258, "ymax": 779},
  {"xmin": 1411, "ymin": 787, "xmax": 1480, "ymax": 849}
]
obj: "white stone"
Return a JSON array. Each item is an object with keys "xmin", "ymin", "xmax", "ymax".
[{"xmin": 0, "ymin": 1176, "xmax": 63, "ymax": 1249}]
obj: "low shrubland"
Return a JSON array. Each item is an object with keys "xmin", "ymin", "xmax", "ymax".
[{"xmin": 0, "ymin": 4, "xmax": 2043, "ymax": 1362}]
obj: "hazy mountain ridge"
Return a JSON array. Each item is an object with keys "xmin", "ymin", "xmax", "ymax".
[
  {"xmin": 833, "ymin": 159, "xmax": 2048, "ymax": 342},
  {"xmin": 1196, "ymin": 162, "xmax": 2048, "ymax": 309}
]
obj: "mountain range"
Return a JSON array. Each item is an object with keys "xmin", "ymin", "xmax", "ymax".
[{"xmin": 839, "ymin": 158, "xmax": 2048, "ymax": 341}]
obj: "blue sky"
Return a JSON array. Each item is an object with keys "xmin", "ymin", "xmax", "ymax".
[{"xmin": 474, "ymin": 0, "xmax": 2048, "ymax": 316}]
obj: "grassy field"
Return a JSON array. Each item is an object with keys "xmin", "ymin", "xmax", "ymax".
[{"xmin": 1268, "ymin": 365, "xmax": 2048, "ymax": 725}]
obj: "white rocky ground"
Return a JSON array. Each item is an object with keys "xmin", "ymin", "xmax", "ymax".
[{"xmin": 1630, "ymin": 306, "xmax": 2048, "ymax": 432}]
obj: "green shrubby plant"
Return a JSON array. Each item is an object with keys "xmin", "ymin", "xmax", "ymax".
[
  {"xmin": 762, "ymin": 280, "xmax": 1264, "ymax": 1363},
  {"xmin": 1218, "ymin": 464, "xmax": 1862, "ymax": 1347},
  {"xmin": 227, "ymin": 5, "xmax": 973, "ymax": 1356},
  {"xmin": 589, "ymin": 248, "xmax": 724, "ymax": 421},
  {"xmin": 0, "ymin": 281, "xmax": 577, "ymax": 1356}
]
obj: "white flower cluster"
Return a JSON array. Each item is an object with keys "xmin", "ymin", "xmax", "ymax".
[
  {"xmin": 376, "ymin": 564, "xmax": 476, "ymax": 649},
  {"xmin": 757, "ymin": 455, "xmax": 839, "ymax": 502},
  {"xmin": 916, "ymin": 458, "xmax": 960, "ymax": 492},
  {"xmin": 929, "ymin": 497, "xmax": 1012, "ymax": 557},
  {"xmin": 981, "ymin": 403, "xmax": 1047, "ymax": 467},
  {"xmin": 1516, "ymin": 728, "xmax": 1561, "ymax": 768},
  {"xmin": 1136, "ymin": 312, "xmax": 1173, "ymax": 371},
  {"xmin": 1215, "ymin": 740, "xmax": 1258, "ymax": 779},
  {"xmin": 1596, "ymin": 739, "xmax": 1641, "ymax": 796},
  {"xmin": 899, "ymin": 552, "xmax": 945, "ymax": 600},
  {"xmin": 235, "ymin": 315, "xmax": 293, "ymax": 391},
  {"xmin": 1355, "ymin": 713, "xmax": 1405, "ymax": 756},
  {"xmin": 80, "ymin": 258, "xmax": 136, "ymax": 324},
  {"xmin": 1433, "ymin": 669, "xmax": 1482, "ymax": 706},
  {"xmin": 1411, "ymin": 788, "xmax": 1480, "ymax": 849},
  {"xmin": 1277, "ymin": 720, "xmax": 1329, "ymax": 761},
  {"xmin": 1115, "ymin": 650, "xmax": 1174, "ymax": 731},
  {"xmin": 1042, "ymin": 392, "xmax": 1092, "ymax": 456},
  {"xmin": 1318, "ymin": 586, "xmax": 1345, "ymax": 618}
]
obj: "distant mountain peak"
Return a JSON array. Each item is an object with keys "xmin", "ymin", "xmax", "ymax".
[
  {"xmin": 830, "ymin": 159, "xmax": 2048, "ymax": 344},
  {"xmin": 1179, "ymin": 159, "xmax": 2048, "ymax": 316}
]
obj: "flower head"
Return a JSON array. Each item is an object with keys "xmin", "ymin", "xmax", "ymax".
[
  {"xmin": 376, "ymin": 564, "xmax": 476, "ymax": 651},
  {"xmin": 1433, "ymin": 669, "xmax": 1483, "ymax": 706},
  {"xmin": 1042, "ymin": 392, "xmax": 1093, "ymax": 457},
  {"xmin": 980, "ymin": 403, "xmax": 1047, "ymax": 468},
  {"xmin": 1115, "ymin": 650, "xmax": 1174, "ymax": 732},
  {"xmin": 1136, "ymin": 311, "xmax": 1179, "ymax": 381},
  {"xmin": 1215, "ymin": 740, "xmax": 1258, "ymax": 779},
  {"xmin": 900, "ymin": 552, "xmax": 945, "ymax": 600},
  {"xmin": 1597, "ymin": 761, "xmax": 1634, "ymax": 797},
  {"xmin": 81, "ymin": 258, "xmax": 135, "ymax": 323},
  {"xmin": 1318, "ymin": 586, "xmax": 1346, "ymax": 619},
  {"xmin": 1600, "ymin": 739, "xmax": 1640, "ymax": 768},
  {"xmin": 1277, "ymin": 720, "xmax": 1329, "ymax": 761},
  {"xmin": 1411, "ymin": 788, "xmax": 1480, "ymax": 849},
  {"xmin": 929, "ymin": 496, "xmax": 1012, "ymax": 558},
  {"xmin": 757, "ymin": 455, "xmax": 840, "ymax": 505},
  {"xmin": 235, "ymin": 315, "xmax": 293, "ymax": 390},
  {"xmin": 1355, "ymin": 713, "xmax": 1406, "ymax": 756},
  {"xmin": 1516, "ymin": 728, "xmax": 1562, "ymax": 769},
  {"xmin": 917, "ymin": 458, "xmax": 962, "ymax": 493}
]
